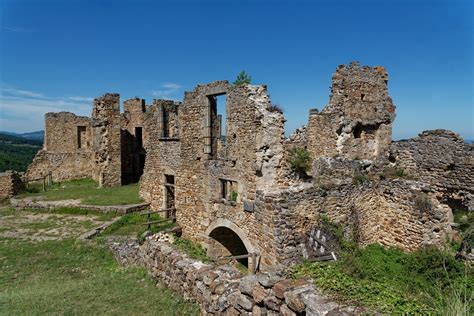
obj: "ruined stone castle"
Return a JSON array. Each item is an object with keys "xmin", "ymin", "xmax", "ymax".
[{"xmin": 26, "ymin": 62, "xmax": 473, "ymax": 270}]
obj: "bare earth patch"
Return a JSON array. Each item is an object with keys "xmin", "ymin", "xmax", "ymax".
[{"xmin": 0, "ymin": 209, "xmax": 117, "ymax": 241}]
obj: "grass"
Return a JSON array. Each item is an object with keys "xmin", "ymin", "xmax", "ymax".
[
  {"xmin": 292, "ymin": 243, "xmax": 473, "ymax": 314},
  {"xmin": 102, "ymin": 213, "xmax": 175, "ymax": 238},
  {"xmin": 0, "ymin": 237, "xmax": 198, "ymax": 315},
  {"xmin": 173, "ymin": 237, "xmax": 209, "ymax": 262},
  {"xmin": 19, "ymin": 178, "xmax": 143, "ymax": 206}
]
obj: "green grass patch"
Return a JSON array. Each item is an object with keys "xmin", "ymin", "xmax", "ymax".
[
  {"xmin": 173, "ymin": 237, "xmax": 209, "ymax": 262},
  {"xmin": 102, "ymin": 213, "xmax": 176, "ymax": 239},
  {"xmin": 292, "ymin": 244, "xmax": 473, "ymax": 314},
  {"xmin": 0, "ymin": 208, "xmax": 16, "ymax": 216},
  {"xmin": 19, "ymin": 178, "xmax": 143, "ymax": 206},
  {"xmin": 0, "ymin": 238, "xmax": 199, "ymax": 315}
]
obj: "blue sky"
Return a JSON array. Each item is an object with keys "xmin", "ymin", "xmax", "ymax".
[{"xmin": 0, "ymin": 0, "xmax": 472, "ymax": 140}]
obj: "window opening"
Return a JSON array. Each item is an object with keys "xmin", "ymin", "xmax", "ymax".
[
  {"xmin": 220, "ymin": 178, "xmax": 238, "ymax": 202},
  {"xmin": 77, "ymin": 126, "xmax": 87, "ymax": 149}
]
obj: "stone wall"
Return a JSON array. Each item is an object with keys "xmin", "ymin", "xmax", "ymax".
[
  {"xmin": 261, "ymin": 179, "xmax": 451, "ymax": 257},
  {"xmin": 26, "ymin": 151, "xmax": 94, "ymax": 182},
  {"xmin": 139, "ymin": 100, "xmax": 181, "ymax": 210},
  {"xmin": 167, "ymin": 82, "xmax": 288, "ymax": 270},
  {"xmin": 91, "ymin": 93, "xmax": 122, "ymax": 187},
  {"xmin": 26, "ymin": 112, "xmax": 93, "ymax": 181},
  {"xmin": 390, "ymin": 130, "xmax": 474, "ymax": 211},
  {"xmin": 307, "ymin": 62, "xmax": 395, "ymax": 161},
  {"xmin": 121, "ymin": 98, "xmax": 152, "ymax": 183},
  {"xmin": 0, "ymin": 171, "xmax": 23, "ymax": 200},
  {"xmin": 107, "ymin": 236, "xmax": 359, "ymax": 315}
]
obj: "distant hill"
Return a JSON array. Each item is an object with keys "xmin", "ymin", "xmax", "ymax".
[
  {"xmin": 0, "ymin": 132, "xmax": 43, "ymax": 172},
  {"xmin": 0, "ymin": 130, "xmax": 44, "ymax": 141}
]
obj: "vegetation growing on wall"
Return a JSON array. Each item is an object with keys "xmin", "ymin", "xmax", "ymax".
[
  {"xmin": 233, "ymin": 70, "xmax": 252, "ymax": 86},
  {"xmin": 292, "ymin": 219, "xmax": 474, "ymax": 314},
  {"xmin": 288, "ymin": 147, "xmax": 311, "ymax": 176}
]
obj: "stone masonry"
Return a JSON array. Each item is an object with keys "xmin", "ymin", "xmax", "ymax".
[
  {"xmin": 0, "ymin": 171, "xmax": 24, "ymax": 200},
  {"xmin": 25, "ymin": 62, "xmax": 473, "ymax": 271}
]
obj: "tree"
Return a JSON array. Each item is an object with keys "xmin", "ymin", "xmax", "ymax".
[{"xmin": 233, "ymin": 71, "xmax": 251, "ymax": 86}]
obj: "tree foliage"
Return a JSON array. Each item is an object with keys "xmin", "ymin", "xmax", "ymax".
[{"xmin": 233, "ymin": 70, "xmax": 251, "ymax": 86}]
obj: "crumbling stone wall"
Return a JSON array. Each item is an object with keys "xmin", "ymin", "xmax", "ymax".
[
  {"xmin": 307, "ymin": 62, "xmax": 395, "ymax": 161},
  {"xmin": 91, "ymin": 93, "xmax": 122, "ymax": 187},
  {"xmin": 108, "ymin": 237, "xmax": 358, "ymax": 315},
  {"xmin": 390, "ymin": 130, "xmax": 474, "ymax": 211},
  {"xmin": 121, "ymin": 98, "xmax": 152, "ymax": 183},
  {"xmin": 26, "ymin": 112, "xmax": 93, "ymax": 181},
  {"xmin": 26, "ymin": 62, "xmax": 467, "ymax": 270},
  {"xmin": 0, "ymin": 171, "xmax": 24, "ymax": 200},
  {"xmin": 139, "ymin": 100, "xmax": 181, "ymax": 209},
  {"xmin": 166, "ymin": 81, "xmax": 287, "ymax": 268},
  {"xmin": 258, "ymin": 179, "xmax": 451, "ymax": 260}
]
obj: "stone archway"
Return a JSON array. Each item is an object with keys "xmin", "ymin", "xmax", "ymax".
[{"xmin": 205, "ymin": 219, "xmax": 256, "ymax": 269}]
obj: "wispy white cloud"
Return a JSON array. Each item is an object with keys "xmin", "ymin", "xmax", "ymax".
[
  {"xmin": 151, "ymin": 83, "xmax": 182, "ymax": 99},
  {"xmin": 68, "ymin": 96, "xmax": 93, "ymax": 102},
  {"xmin": 2, "ymin": 87, "xmax": 45, "ymax": 98},
  {"xmin": 1, "ymin": 26, "xmax": 35, "ymax": 33},
  {"xmin": 161, "ymin": 83, "xmax": 181, "ymax": 89},
  {"xmin": 0, "ymin": 86, "xmax": 91, "ymax": 133}
]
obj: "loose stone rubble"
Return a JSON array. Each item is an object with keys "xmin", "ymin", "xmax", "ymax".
[{"xmin": 21, "ymin": 61, "xmax": 473, "ymax": 270}]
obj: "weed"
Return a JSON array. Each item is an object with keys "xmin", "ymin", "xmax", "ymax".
[
  {"xmin": 353, "ymin": 174, "xmax": 368, "ymax": 184},
  {"xmin": 415, "ymin": 192, "xmax": 432, "ymax": 212},
  {"xmin": 288, "ymin": 147, "xmax": 311, "ymax": 175},
  {"xmin": 173, "ymin": 237, "xmax": 209, "ymax": 262}
]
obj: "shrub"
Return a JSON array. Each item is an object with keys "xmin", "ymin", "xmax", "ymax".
[
  {"xmin": 415, "ymin": 192, "xmax": 432, "ymax": 212},
  {"xmin": 230, "ymin": 191, "xmax": 238, "ymax": 202},
  {"xmin": 233, "ymin": 71, "xmax": 251, "ymax": 86},
  {"xmin": 353, "ymin": 174, "xmax": 368, "ymax": 184},
  {"xmin": 288, "ymin": 147, "xmax": 311, "ymax": 175},
  {"xmin": 268, "ymin": 104, "xmax": 283, "ymax": 114}
]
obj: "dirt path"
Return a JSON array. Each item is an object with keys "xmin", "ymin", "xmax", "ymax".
[{"xmin": 0, "ymin": 207, "xmax": 117, "ymax": 241}]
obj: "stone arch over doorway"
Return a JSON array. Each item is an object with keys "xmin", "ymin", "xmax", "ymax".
[{"xmin": 205, "ymin": 218, "xmax": 256, "ymax": 269}]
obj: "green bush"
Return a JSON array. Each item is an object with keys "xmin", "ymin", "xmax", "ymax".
[
  {"xmin": 288, "ymin": 147, "xmax": 311, "ymax": 175},
  {"xmin": 353, "ymin": 174, "xmax": 368, "ymax": 184}
]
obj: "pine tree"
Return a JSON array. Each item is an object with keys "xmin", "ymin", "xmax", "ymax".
[{"xmin": 233, "ymin": 71, "xmax": 251, "ymax": 86}]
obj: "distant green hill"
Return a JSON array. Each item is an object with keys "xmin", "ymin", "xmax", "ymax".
[{"xmin": 0, "ymin": 133, "xmax": 43, "ymax": 172}]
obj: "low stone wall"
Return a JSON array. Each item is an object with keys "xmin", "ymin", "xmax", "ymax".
[
  {"xmin": 10, "ymin": 197, "xmax": 149, "ymax": 214},
  {"xmin": 107, "ymin": 236, "xmax": 359, "ymax": 315},
  {"xmin": 0, "ymin": 171, "xmax": 24, "ymax": 200}
]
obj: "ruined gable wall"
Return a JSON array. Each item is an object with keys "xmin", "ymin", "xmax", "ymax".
[
  {"xmin": 174, "ymin": 82, "xmax": 287, "ymax": 268},
  {"xmin": 139, "ymin": 100, "xmax": 181, "ymax": 210},
  {"xmin": 91, "ymin": 93, "xmax": 122, "ymax": 187},
  {"xmin": 307, "ymin": 62, "xmax": 396, "ymax": 161},
  {"xmin": 26, "ymin": 112, "xmax": 94, "ymax": 181},
  {"xmin": 390, "ymin": 130, "xmax": 474, "ymax": 211}
]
